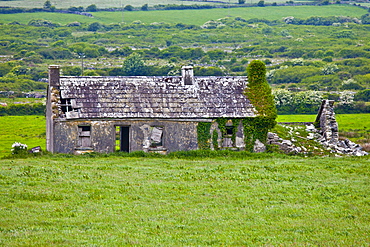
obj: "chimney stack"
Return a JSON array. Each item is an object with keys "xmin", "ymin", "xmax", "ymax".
[
  {"xmin": 48, "ymin": 65, "xmax": 60, "ymax": 87},
  {"xmin": 181, "ymin": 66, "xmax": 194, "ymax": 86}
]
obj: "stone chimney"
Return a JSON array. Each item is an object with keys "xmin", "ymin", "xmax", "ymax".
[
  {"xmin": 48, "ymin": 65, "xmax": 60, "ymax": 87},
  {"xmin": 181, "ymin": 66, "xmax": 194, "ymax": 86}
]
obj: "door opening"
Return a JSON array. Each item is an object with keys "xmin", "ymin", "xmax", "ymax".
[{"xmin": 116, "ymin": 126, "xmax": 130, "ymax": 152}]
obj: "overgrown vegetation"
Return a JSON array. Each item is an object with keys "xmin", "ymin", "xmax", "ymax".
[{"xmin": 244, "ymin": 60, "xmax": 277, "ymax": 149}]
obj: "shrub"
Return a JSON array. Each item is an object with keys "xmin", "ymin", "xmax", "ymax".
[{"xmin": 11, "ymin": 142, "xmax": 27, "ymax": 155}]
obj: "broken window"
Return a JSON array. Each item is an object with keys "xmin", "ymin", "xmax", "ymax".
[
  {"xmin": 60, "ymin": 98, "xmax": 72, "ymax": 113},
  {"xmin": 60, "ymin": 98, "xmax": 81, "ymax": 119},
  {"xmin": 150, "ymin": 127, "xmax": 163, "ymax": 148},
  {"xmin": 78, "ymin": 125, "xmax": 91, "ymax": 148}
]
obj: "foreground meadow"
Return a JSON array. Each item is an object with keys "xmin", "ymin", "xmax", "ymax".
[{"xmin": 0, "ymin": 155, "xmax": 369, "ymax": 246}]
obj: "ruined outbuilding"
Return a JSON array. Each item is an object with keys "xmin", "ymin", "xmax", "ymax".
[{"xmin": 46, "ymin": 65, "xmax": 257, "ymax": 154}]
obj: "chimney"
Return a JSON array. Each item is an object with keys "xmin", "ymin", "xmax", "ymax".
[
  {"xmin": 181, "ymin": 66, "xmax": 194, "ymax": 86},
  {"xmin": 48, "ymin": 65, "xmax": 60, "ymax": 87}
]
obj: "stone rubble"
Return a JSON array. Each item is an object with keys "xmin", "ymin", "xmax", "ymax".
[{"xmin": 265, "ymin": 100, "xmax": 368, "ymax": 156}]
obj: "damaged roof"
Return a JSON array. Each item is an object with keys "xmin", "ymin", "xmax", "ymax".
[{"xmin": 58, "ymin": 76, "xmax": 257, "ymax": 119}]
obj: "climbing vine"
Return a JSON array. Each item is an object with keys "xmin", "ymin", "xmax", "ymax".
[
  {"xmin": 244, "ymin": 60, "xmax": 277, "ymax": 148},
  {"xmin": 197, "ymin": 122, "xmax": 212, "ymax": 150},
  {"xmin": 231, "ymin": 119, "xmax": 240, "ymax": 145},
  {"xmin": 212, "ymin": 129, "xmax": 219, "ymax": 150}
]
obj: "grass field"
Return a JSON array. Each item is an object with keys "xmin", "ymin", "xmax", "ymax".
[
  {"xmin": 0, "ymin": 116, "xmax": 46, "ymax": 158},
  {"xmin": 0, "ymin": 5, "xmax": 367, "ymax": 25},
  {"xmin": 0, "ymin": 0, "xmax": 314, "ymax": 8},
  {"xmin": 0, "ymin": 154, "xmax": 369, "ymax": 245},
  {"xmin": 277, "ymin": 114, "xmax": 370, "ymax": 131}
]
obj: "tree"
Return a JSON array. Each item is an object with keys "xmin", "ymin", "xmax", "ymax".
[
  {"xmin": 238, "ymin": 0, "xmax": 246, "ymax": 4},
  {"xmin": 257, "ymin": 0, "xmax": 265, "ymax": 6},
  {"xmin": 124, "ymin": 5, "xmax": 134, "ymax": 11},
  {"xmin": 88, "ymin": 22, "xmax": 102, "ymax": 32},
  {"xmin": 86, "ymin": 4, "xmax": 97, "ymax": 12},
  {"xmin": 122, "ymin": 53, "xmax": 146, "ymax": 76},
  {"xmin": 141, "ymin": 4, "xmax": 148, "ymax": 11},
  {"xmin": 43, "ymin": 0, "xmax": 51, "ymax": 9}
]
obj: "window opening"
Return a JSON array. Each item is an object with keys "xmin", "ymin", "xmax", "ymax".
[
  {"xmin": 150, "ymin": 127, "xmax": 163, "ymax": 148},
  {"xmin": 78, "ymin": 125, "xmax": 91, "ymax": 148},
  {"xmin": 223, "ymin": 120, "xmax": 234, "ymax": 148},
  {"xmin": 226, "ymin": 126, "xmax": 234, "ymax": 135},
  {"xmin": 60, "ymin": 98, "xmax": 72, "ymax": 113}
]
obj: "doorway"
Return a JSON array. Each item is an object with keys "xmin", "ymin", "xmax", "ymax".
[{"xmin": 116, "ymin": 126, "xmax": 130, "ymax": 152}]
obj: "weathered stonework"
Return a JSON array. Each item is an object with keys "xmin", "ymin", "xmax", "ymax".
[
  {"xmin": 46, "ymin": 65, "xmax": 255, "ymax": 154},
  {"xmin": 316, "ymin": 100, "xmax": 339, "ymax": 144},
  {"xmin": 268, "ymin": 100, "xmax": 368, "ymax": 156}
]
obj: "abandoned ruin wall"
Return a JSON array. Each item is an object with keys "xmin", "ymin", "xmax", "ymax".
[{"xmin": 52, "ymin": 119, "xmax": 201, "ymax": 154}]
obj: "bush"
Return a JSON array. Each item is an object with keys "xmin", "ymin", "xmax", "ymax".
[
  {"xmin": 354, "ymin": 89, "xmax": 370, "ymax": 101},
  {"xmin": 0, "ymin": 103, "xmax": 45, "ymax": 116}
]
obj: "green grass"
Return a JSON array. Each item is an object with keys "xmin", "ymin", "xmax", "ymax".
[
  {"xmin": 0, "ymin": 116, "xmax": 46, "ymax": 158},
  {"xmin": 0, "ymin": 5, "xmax": 367, "ymax": 25},
  {"xmin": 0, "ymin": 0, "xmax": 311, "ymax": 8},
  {"xmin": 0, "ymin": 98, "xmax": 45, "ymax": 105},
  {"xmin": 277, "ymin": 114, "xmax": 370, "ymax": 132},
  {"xmin": 0, "ymin": 155, "xmax": 369, "ymax": 246}
]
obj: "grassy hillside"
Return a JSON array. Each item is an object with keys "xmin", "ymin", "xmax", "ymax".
[
  {"xmin": 0, "ymin": 5, "xmax": 366, "ymax": 25},
  {"xmin": 0, "ymin": 155, "xmax": 369, "ymax": 245}
]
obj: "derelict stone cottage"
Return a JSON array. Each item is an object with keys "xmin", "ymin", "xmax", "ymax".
[{"xmin": 46, "ymin": 65, "xmax": 258, "ymax": 154}]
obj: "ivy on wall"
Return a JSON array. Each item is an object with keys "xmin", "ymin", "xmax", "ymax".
[
  {"xmin": 212, "ymin": 129, "xmax": 219, "ymax": 150},
  {"xmin": 197, "ymin": 61, "xmax": 277, "ymax": 152},
  {"xmin": 244, "ymin": 60, "xmax": 277, "ymax": 148},
  {"xmin": 197, "ymin": 122, "xmax": 212, "ymax": 150}
]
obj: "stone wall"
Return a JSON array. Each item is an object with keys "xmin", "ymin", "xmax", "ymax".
[{"xmin": 52, "ymin": 119, "xmax": 199, "ymax": 154}]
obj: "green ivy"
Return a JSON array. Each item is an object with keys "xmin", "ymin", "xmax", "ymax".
[
  {"xmin": 243, "ymin": 60, "xmax": 277, "ymax": 150},
  {"xmin": 212, "ymin": 129, "xmax": 219, "ymax": 151},
  {"xmin": 231, "ymin": 119, "xmax": 240, "ymax": 145},
  {"xmin": 197, "ymin": 122, "xmax": 212, "ymax": 150},
  {"xmin": 216, "ymin": 118, "xmax": 227, "ymax": 136}
]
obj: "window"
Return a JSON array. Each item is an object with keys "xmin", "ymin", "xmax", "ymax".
[
  {"xmin": 78, "ymin": 125, "xmax": 91, "ymax": 148},
  {"xmin": 150, "ymin": 127, "xmax": 163, "ymax": 148},
  {"xmin": 60, "ymin": 98, "xmax": 72, "ymax": 113}
]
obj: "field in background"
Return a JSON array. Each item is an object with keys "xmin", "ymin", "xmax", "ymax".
[
  {"xmin": 0, "ymin": 155, "xmax": 369, "ymax": 245},
  {"xmin": 0, "ymin": 0, "xmax": 315, "ymax": 9},
  {"xmin": 0, "ymin": 5, "xmax": 367, "ymax": 25},
  {"xmin": 0, "ymin": 116, "xmax": 46, "ymax": 158},
  {"xmin": 277, "ymin": 114, "xmax": 370, "ymax": 131}
]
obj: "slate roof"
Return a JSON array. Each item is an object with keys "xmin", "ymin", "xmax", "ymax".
[{"xmin": 58, "ymin": 76, "xmax": 257, "ymax": 119}]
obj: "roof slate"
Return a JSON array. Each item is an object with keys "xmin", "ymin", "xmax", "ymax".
[{"xmin": 59, "ymin": 76, "xmax": 256, "ymax": 119}]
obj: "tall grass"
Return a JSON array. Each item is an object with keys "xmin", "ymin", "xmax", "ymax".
[{"xmin": 0, "ymin": 155, "xmax": 369, "ymax": 246}]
